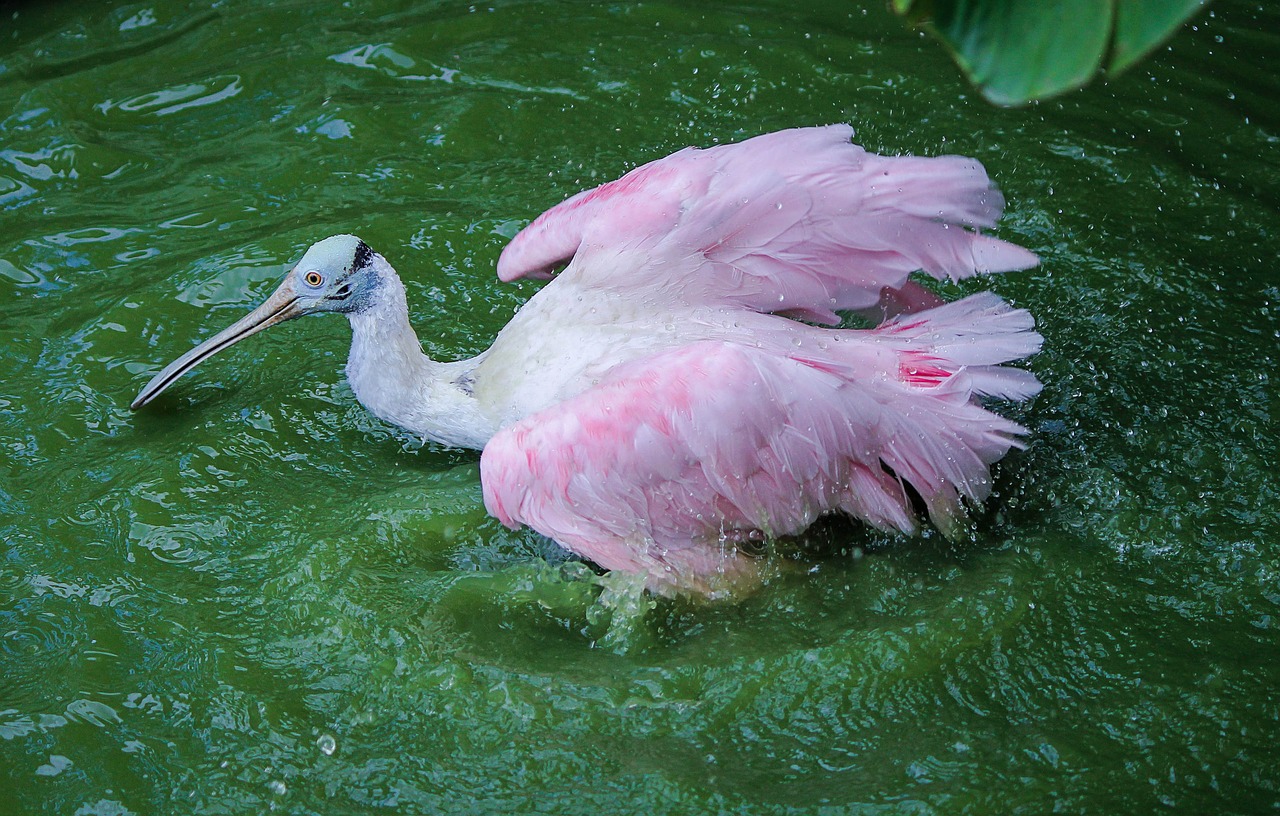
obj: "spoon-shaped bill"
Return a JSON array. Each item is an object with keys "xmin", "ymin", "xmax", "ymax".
[{"xmin": 130, "ymin": 277, "xmax": 304, "ymax": 410}]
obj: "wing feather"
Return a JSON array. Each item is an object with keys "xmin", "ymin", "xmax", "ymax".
[{"xmin": 496, "ymin": 125, "xmax": 1038, "ymax": 324}]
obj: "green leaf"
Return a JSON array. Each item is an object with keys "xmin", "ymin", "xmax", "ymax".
[
  {"xmin": 896, "ymin": 0, "xmax": 1211, "ymax": 106},
  {"xmin": 1110, "ymin": 0, "xmax": 1209, "ymax": 74}
]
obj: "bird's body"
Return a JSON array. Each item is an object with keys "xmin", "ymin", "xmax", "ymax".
[{"xmin": 133, "ymin": 125, "xmax": 1043, "ymax": 595}]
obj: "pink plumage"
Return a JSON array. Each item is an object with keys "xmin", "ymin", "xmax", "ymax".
[
  {"xmin": 497, "ymin": 124, "xmax": 1038, "ymax": 322},
  {"xmin": 480, "ymin": 125, "xmax": 1042, "ymax": 594}
]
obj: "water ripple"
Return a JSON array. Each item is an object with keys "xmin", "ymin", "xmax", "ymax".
[{"xmin": 98, "ymin": 76, "xmax": 243, "ymax": 118}]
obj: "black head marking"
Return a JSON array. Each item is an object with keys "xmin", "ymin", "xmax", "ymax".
[{"xmin": 352, "ymin": 240, "xmax": 374, "ymax": 272}]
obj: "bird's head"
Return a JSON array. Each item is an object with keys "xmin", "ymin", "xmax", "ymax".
[
  {"xmin": 130, "ymin": 234, "xmax": 385, "ymax": 410},
  {"xmin": 286, "ymin": 234, "xmax": 384, "ymax": 316}
]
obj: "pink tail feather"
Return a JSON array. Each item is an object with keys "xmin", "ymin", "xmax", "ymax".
[
  {"xmin": 866, "ymin": 293, "xmax": 1040, "ymax": 532},
  {"xmin": 780, "ymin": 292, "xmax": 1041, "ymax": 535},
  {"xmin": 876, "ymin": 292, "xmax": 1043, "ymax": 402}
]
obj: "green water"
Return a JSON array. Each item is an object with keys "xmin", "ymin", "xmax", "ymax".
[{"xmin": 2, "ymin": 0, "xmax": 1277, "ymax": 813}]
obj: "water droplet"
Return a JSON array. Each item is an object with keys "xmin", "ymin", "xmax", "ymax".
[
  {"xmin": 267, "ymin": 780, "xmax": 287, "ymax": 795},
  {"xmin": 317, "ymin": 734, "xmax": 337, "ymax": 755}
]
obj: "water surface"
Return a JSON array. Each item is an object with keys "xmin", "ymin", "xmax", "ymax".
[{"xmin": 1, "ymin": 1, "xmax": 1277, "ymax": 813}]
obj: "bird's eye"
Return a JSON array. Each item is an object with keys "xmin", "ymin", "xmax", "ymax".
[{"xmin": 303, "ymin": 270, "xmax": 324, "ymax": 287}]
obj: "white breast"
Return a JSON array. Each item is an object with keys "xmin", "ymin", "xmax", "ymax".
[{"xmin": 472, "ymin": 279, "xmax": 715, "ymax": 428}]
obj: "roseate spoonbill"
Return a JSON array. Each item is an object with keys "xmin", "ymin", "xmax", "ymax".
[{"xmin": 132, "ymin": 125, "xmax": 1042, "ymax": 595}]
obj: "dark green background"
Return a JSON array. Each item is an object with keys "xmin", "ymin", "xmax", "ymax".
[{"xmin": 1, "ymin": 1, "xmax": 1276, "ymax": 813}]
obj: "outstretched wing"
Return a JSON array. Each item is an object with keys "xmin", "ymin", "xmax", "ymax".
[
  {"xmin": 496, "ymin": 125, "xmax": 1038, "ymax": 324},
  {"xmin": 479, "ymin": 294, "xmax": 1040, "ymax": 594}
]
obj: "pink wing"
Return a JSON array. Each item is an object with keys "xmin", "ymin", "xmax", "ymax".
[
  {"xmin": 480, "ymin": 293, "xmax": 1041, "ymax": 594},
  {"xmin": 496, "ymin": 125, "xmax": 1038, "ymax": 324}
]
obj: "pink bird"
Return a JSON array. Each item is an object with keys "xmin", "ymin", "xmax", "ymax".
[{"xmin": 132, "ymin": 125, "xmax": 1041, "ymax": 596}]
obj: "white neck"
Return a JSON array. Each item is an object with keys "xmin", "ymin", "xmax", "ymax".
[{"xmin": 343, "ymin": 260, "xmax": 494, "ymax": 449}]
